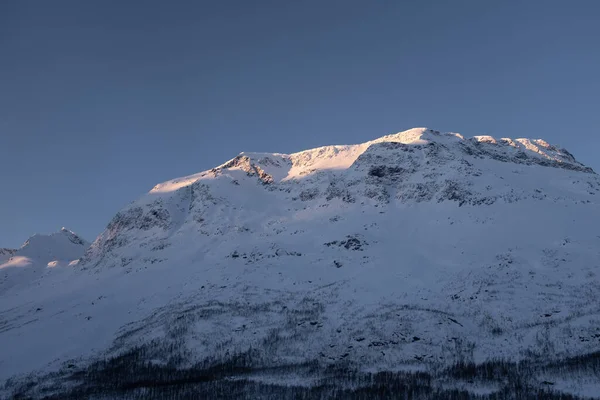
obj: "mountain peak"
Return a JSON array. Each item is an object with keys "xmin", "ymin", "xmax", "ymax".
[
  {"xmin": 4, "ymin": 128, "xmax": 600, "ymax": 398},
  {"xmin": 15, "ymin": 229, "xmax": 89, "ymax": 263},
  {"xmin": 371, "ymin": 128, "xmax": 593, "ymax": 174},
  {"xmin": 85, "ymin": 127, "xmax": 600, "ymax": 272},
  {"xmin": 372, "ymin": 127, "xmax": 462, "ymax": 144},
  {"xmin": 148, "ymin": 128, "xmax": 593, "ymax": 196},
  {"xmin": 22, "ymin": 228, "xmax": 87, "ymax": 248}
]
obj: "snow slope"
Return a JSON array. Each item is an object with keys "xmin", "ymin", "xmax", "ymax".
[
  {"xmin": 0, "ymin": 228, "xmax": 89, "ymax": 295},
  {"xmin": 1, "ymin": 128, "xmax": 599, "ymax": 398}
]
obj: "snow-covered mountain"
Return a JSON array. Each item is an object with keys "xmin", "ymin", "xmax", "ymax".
[
  {"xmin": 0, "ymin": 228, "xmax": 89, "ymax": 294},
  {"xmin": 2, "ymin": 128, "xmax": 600, "ymax": 399}
]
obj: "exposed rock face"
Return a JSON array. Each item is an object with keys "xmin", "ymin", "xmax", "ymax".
[{"xmin": 0, "ymin": 248, "xmax": 16, "ymax": 257}]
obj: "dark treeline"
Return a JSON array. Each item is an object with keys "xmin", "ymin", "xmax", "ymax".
[{"xmin": 6, "ymin": 344, "xmax": 600, "ymax": 399}]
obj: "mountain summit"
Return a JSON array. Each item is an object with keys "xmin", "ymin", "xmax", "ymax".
[
  {"xmin": 2, "ymin": 128, "xmax": 600, "ymax": 399},
  {"xmin": 150, "ymin": 127, "xmax": 592, "ymax": 193},
  {"xmin": 82, "ymin": 128, "xmax": 596, "ymax": 269}
]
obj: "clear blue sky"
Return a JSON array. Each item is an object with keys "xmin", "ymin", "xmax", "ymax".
[{"xmin": 1, "ymin": 0, "xmax": 599, "ymax": 247}]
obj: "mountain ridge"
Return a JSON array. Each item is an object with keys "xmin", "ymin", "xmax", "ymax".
[
  {"xmin": 80, "ymin": 128, "xmax": 599, "ymax": 270},
  {"xmin": 149, "ymin": 127, "xmax": 594, "ymax": 195},
  {"xmin": 2, "ymin": 128, "xmax": 600, "ymax": 399}
]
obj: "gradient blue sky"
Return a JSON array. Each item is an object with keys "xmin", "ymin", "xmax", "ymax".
[{"xmin": 1, "ymin": 0, "xmax": 599, "ymax": 247}]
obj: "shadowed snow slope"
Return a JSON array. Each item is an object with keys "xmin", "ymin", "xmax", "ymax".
[{"xmin": 2, "ymin": 128, "xmax": 600, "ymax": 398}]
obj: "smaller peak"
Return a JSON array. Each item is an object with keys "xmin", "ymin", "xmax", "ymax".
[{"xmin": 21, "ymin": 228, "xmax": 88, "ymax": 249}]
